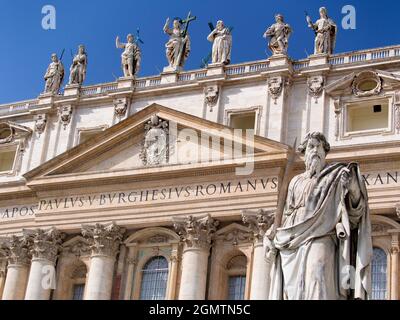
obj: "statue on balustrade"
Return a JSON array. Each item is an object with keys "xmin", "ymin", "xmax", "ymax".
[
  {"xmin": 69, "ymin": 45, "xmax": 87, "ymax": 85},
  {"xmin": 207, "ymin": 20, "xmax": 232, "ymax": 65},
  {"xmin": 116, "ymin": 34, "xmax": 141, "ymax": 77},
  {"xmin": 44, "ymin": 53, "xmax": 65, "ymax": 94},
  {"xmin": 263, "ymin": 14, "xmax": 292, "ymax": 55},
  {"xmin": 265, "ymin": 132, "xmax": 372, "ymax": 300},
  {"xmin": 306, "ymin": 7, "xmax": 337, "ymax": 55},
  {"xmin": 163, "ymin": 12, "xmax": 196, "ymax": 71}
]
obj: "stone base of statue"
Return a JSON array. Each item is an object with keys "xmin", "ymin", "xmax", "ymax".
[
  {"xmin": 64, "ymin": 84, "xmax": 81, "ymax": 97},
  {"xmin": 308, "ymin": 53, "xmax": 329, "ymax": 67},
  {"xmin": 161, "ymin": 67, "xmax": 181, "ymax": 85},
  {"xmin": 206, "ymin": 63, "xmax": 225, "ymax": 77},
  {"xmin": 38, "ymin": 92, "xmax": 56, "ymax": 105},
  {"xmin": 163, "ymin": 65, "xmax": 182, "ymax": 73},
  {"xmin": 117, "ymin": 76, "xmax": 136, "ymax": 90},
  {"xmin": 268, "ymin": 54, "xmax": 291, "ymax": 68}
]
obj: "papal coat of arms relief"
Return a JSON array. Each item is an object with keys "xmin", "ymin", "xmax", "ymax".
[{"xmin": 140, "ymin": 115, "xmax": 169, "ymax": 166}]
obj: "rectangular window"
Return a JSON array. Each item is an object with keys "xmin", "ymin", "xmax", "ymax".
[
  {"xmin": 346, "ymin": 100, "xmax": 389, "ymax": 133},
  {"xmin": 230, "ymin": 112, "xmax": 256, "ymax": 130},
  {"xmin": 72, "ymin": 284, "xmax": 85, "ymax": 300},
  {"xmin": 228, "ymin": 275, "xmax": 246, "ymax": 300},
  {"xmin": 0, "ymin": 146, "xmax": 17, "ymax": 173}
]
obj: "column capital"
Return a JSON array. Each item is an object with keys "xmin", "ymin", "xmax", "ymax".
[
  {"xmin": 173, "ymin": 215, "xmax": 219, "ymax": 250},
  {"xmin": 25, "ymin": 228, "xmax": 65, "ymax": 264},
  {"xmin": 2, "ymin": 235, "xmax": 33, "ymax": 266},
  {"xmin": 242, "ymin": 209, "xmax": 275, "ymax": 244},
  {"xmin": 81, "ymin": 222, "xmax": 126, "ymax": 258}
]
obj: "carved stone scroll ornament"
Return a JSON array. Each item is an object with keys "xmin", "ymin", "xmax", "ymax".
[
  {"xmin": 114, "ymin": 98, "xmax": 130, "ymax": 118},
  {"xmin": 396, "ymin": 203, "xmax": 400, "ymax": 219},
  {"xmin": 307, "ymin": 76, "xmax": 325, "ymax": 103},
  {"xmin": 81, "ymin": 222, "xmax": 126, "ymax": 258},
  {"xmin": 334, "ymin": 98, "xmax": 342, "ymax": 141},
  {"xmin": 173, "ymin": 215, "xmax": 219, "ymax": 250},
  {"xmin": 140, "ymin": 115, "xmax": 169, "ymax": 166},
  {"xmin": 58, "ymin": 105, "xmax": 73, "ymax": 129},
  {"xmin": 204, "ymin": 85, "xmax": 219, "ymax": 112},
  {"xmin": 352, "ymin": 71, "xmax": 382, "ymax": 97},
  {"xmin": 35, "ymin": 114, "xmax": 47, "ymax": 136},
  {"xmin": 0, "ymin": 123, "xmax": 14, "ymax": 144},
  {"xmin": 268, "ymin": 77, "xmax": 283, "ymax": 104}
]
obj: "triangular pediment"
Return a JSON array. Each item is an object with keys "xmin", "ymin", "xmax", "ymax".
[
  {"xmin": 0, "ymin": 121, "xmax": 32, "ymax": 145},
  {"xmin": 325, "ymin": 69, "xmax": 400, "ymax": 97},
  {"xmin": 24, "ymin": 104, "xmax": 289, "ymax": 189}
]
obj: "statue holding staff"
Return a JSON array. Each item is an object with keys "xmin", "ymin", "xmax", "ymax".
[
  {"xmin": 207, "ymin": 20, "xmax": 232, "ymax": 65},
  {"xmin": 116, "ymin": 33, "xmax": 141, "ymax": 77},
  {"xmin": 163, "ymin": 12, "xmax": 196, "ymax": 70},
  {"xmin": 44, "ymin": 53, "xmax": 65, "ymax": 94}
]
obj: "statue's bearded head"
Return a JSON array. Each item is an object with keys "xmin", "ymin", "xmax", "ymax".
[
  {"xmin": 51, "ymin": 53, "xmax": 58, "ymax": 63},
  {"xmin": 298, "ymin": 132, "xmax": 330, "ymax": 178},
  {"xmin": 216, "ymin": 20, "xmax": 224, "ymax": 30}
]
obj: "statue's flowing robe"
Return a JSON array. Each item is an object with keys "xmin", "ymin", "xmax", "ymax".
[
  {"xmin": 207, "ymin": 28, "xmax": 232, "ymax": 64},
  {"xmin": 267, "ymin": 163, "xmax": 372, "ymax": 300},
  {"xmin": 121, "ymin": 42, "xmax": 141, "ymax": 75},
  {"xmin": 165, "ymin": 28, "xmax": 190, "ymax": 68},
  {"xmin": 314, "ymin": 18, "xmax": 337, "ymax": 54},
  {"xmin": 45, "ymin": 61, "xmax": 64, "ymax": 94},
  {"xmin": 265, "ymin": 23, "xmax": 291, "ymax": 55},
  {"xmin": 69, "ymin": 53, "xmax": 87, "ymax": 85}
]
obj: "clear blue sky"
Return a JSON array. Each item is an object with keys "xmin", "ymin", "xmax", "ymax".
[{"xmin": 0, "ymin": 0, "xmax": 399, "ymax": 104}]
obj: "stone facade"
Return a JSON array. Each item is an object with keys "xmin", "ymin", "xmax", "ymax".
[{"xmin": 0, "ymin": 44, "xmax": 399, "ymax": 300}]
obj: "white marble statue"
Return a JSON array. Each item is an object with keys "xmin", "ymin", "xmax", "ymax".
[
  {"xmin": 44, "ymin": 53, "xmax": 65, "ymax": 94},
  {"xmin": 265, "ymin": 132, "xmax": 372, "ymax": 300},
  {"xmin": 307, "ymin": 7, "xmax": 337, "ymax": 55},
  {"xmin": 207, "ymin": 20, "xmax": 232, "ymax": 65},
  {"xmin": 69, "ymin": 45, "xmax": 87, "ymax": 85},
  {"xmin": 116, "ymin": 34, "xmax": 141, "ymax": 77},
  {"xmin": 163, "ymin": 18, "xmax": 191, "ymax": 70},
  {"xmin": 263, "ymin": 14, "xmax": 292, "ymax": 55}
]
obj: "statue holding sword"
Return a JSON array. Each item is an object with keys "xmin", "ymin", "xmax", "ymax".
[{"xmin": 265, "ymin": 132, "xmax": 372, "ymax": 300}]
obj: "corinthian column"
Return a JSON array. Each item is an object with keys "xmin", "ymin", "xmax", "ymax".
[
  {"xmin": 242, "ymin": 209, "xmax": 274, "ymax": 300},
  {"xmin": 82, "ymin": 222, "xmax": 125, "ymax": 300},
  {"xmin": 2, "ymin": 235, "xmax": 32, "ymax": 300},
  {"xmin": 173, "ymin": 215, "xmax": 219, "ymax": 300},
  {"xmin": 25, "ymin": 228, "xmax": 65, "ymax": 300}
]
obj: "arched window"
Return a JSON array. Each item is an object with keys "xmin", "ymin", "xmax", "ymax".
[
  {"xmin": 226, "ymin": 255, "xmax": 247, "ymax": 300},
  {"xmin": 371, "ymin": 247, "xmax": 387, "ymax": 300},
  {"xmin": 140, "ymin": 256, "xmax": 169, "ymax": 300}
]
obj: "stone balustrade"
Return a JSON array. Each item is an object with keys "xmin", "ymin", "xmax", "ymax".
[{"xmin": 1, "ymin": 44, "xmax": 400, "ymax": 118}]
